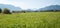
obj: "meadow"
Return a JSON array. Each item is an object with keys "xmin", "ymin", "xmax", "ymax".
[{"xmin": 0, "ymin": 12, "xmax": 60, "ymax": 28}]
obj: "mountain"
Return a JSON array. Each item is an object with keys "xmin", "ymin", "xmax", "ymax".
[
  {"xmin": 0, "ymin": 4, "xmax": 22, "ymax": 11},
  {"xmin": 38, "ymin": 5, "xmax": 60, "ymax": 11}
]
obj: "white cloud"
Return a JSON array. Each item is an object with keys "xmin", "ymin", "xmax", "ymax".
[{"xmin": 0, "ymin": 0, "xmax": 24, "ymax": 7}]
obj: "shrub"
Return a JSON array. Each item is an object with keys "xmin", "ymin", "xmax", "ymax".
[{"xmin": 3, "ymin": 8, "xmax": 11, "ymax": 14}]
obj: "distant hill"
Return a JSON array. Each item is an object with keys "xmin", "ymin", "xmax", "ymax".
[
  {"xmin": 0, "ymin": 4, "xmax": 60, "ymax": 12},
  {"xmin": 38, "ymin": 5, "xmax": 60, "ymax": 12},
  {"xmin": 0, "ymin": 4, "xmax": 22, "ymax": 11}
]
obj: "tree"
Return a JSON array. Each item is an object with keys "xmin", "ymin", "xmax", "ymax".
[
  {"xmin": 0, "ymin": 8, "xmax": 2, "ymax": 13},
  {"xmin": 3, "ymin": 8, "xmax": 11, "ymax": 14}
]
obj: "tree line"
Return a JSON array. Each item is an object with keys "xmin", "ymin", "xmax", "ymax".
[
  {"xmin": 0, "ymin": 8, "xmax": 60, "ymax": 14},
  {"xmin": 0, "ymin": 8, "xmax": 11, "ymax": 14},
  {"xmin": 0, "ymin": 8, "xmax": 26, "ymax": 14}
]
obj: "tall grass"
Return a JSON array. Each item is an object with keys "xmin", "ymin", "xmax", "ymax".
[{"xmin": 0, "ymin": 12, "xmax": 60, "ymax": 28}]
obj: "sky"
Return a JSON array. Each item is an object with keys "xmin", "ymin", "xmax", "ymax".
[{"xmin": 0, "ymin": 0, "xmax": 60, "ymax": 9}]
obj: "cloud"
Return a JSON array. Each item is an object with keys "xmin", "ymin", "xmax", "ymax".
[{"xmin": 0, "ymin": 0, "xmax": 22, "ymax": 6}]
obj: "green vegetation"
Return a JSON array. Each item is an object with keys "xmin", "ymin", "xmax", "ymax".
[
  {"xmin": 0, "ymin": 12, "xmax": 60, "ymax": 28},
  {"xmin": 2, "ymin": 8, "xmax": 11, "ymax": 14},
  {"xmin": 0, "ymin": 8, "xmax": 2, "ymax": 13}
]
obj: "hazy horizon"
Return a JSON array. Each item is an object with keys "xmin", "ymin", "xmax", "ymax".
[{"xmin": 0, "ymin": 0, "xmax": 60, "ymax": 9}]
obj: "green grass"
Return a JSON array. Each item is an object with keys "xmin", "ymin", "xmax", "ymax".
[{"xmin": 0, "ymin": 12, "xmax": 60, "ymax": 28}]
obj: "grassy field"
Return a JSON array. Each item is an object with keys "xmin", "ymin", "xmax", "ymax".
[{"xmin": 0, "ymin": 12, "xmax": 60, "ymax": 28}]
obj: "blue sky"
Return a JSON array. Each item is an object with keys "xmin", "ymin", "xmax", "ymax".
[{"xmin": 0, "ymin": 0, "xmax": 60, "ymax": 9}]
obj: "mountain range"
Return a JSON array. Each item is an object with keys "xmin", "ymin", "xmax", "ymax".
[
  {"xmin": 0, "ymin": 4, "xmax": 60, "ymax": 12},
  {"xmin": 0, "ymin": 4, "xmax": 22, "ymax": 11},
  {"xmin": 38, "ymin": 5, "xmax": 60, "ymax": 11}
]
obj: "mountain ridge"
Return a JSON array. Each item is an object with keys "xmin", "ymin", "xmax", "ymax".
[
  {"xmin": 38, "ymin": 5, "xmax": 60, "ymax": 11},
  {"xmin": 0, "ymin": 4, "xmax": 22, "ymax": 11}
]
